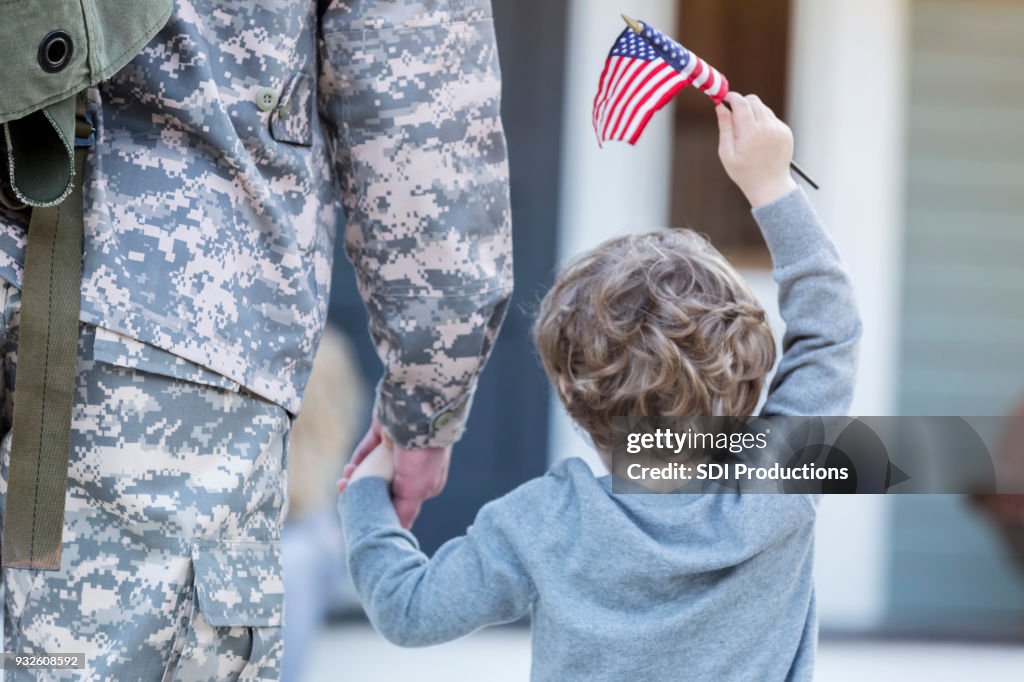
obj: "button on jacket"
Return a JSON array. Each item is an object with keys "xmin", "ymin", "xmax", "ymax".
[{"xmin": 0, "ymin": 0, "xmax": 513, "ymax": 448}]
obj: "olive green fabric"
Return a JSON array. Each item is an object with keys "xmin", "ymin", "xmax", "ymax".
[
  {"xmin": 0, "ymin": 1, "xmax": 172, "ymax": 569},
  {"xmin": 0, "ymin": 0, "xmax": 173, "ymax": 207},
  {"xmin": 3, "ymin": 97, "xmax": 77, "ymax": 207},
  {"xmin": 1, "ymin": 136, "xmax": 87, "ymax": 571},
  {"xmin": 0, "ymin": 0, "xmax": 173, "ymax": 124}
]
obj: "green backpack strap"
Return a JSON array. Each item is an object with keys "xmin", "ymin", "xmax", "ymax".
[
  {"xmin": 0, "ymin": 0, "xmax": 172, "ymax": 572},
  {"xmin": 1, "ymin": 95, "xmax": 91, "ymax": 570}
]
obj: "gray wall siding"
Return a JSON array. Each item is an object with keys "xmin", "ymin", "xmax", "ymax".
[{"xmin": 891, "ymin": 0, "xmax": 1024, "ymax": 636}]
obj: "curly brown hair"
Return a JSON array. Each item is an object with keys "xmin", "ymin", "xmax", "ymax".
[{"xmin": 534, "ymin": 229, "xmax": 776, "ymax": 454}]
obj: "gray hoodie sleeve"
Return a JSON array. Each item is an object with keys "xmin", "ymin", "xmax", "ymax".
[
  {"xmin": 339, "ymin": 477, "xmax": 537, "ymax": 647},
  {"xmin": 753, "ymin": 189, "xmax": 862, "ymax": 417}
]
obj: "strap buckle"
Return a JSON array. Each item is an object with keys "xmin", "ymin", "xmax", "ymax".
[{"xmin": 75, "ymin": 109, "xmax": 95, "ymax": 148}]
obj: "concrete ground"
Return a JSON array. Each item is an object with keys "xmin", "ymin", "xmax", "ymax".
[{"xmin": 303, "ymin": 623, "xmax": 1024, "ymax": 681}]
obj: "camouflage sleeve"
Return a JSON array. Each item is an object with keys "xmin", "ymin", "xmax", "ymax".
[{"xmin": 318, "ymin": 1, "xmax": 513, "ymax": 449}]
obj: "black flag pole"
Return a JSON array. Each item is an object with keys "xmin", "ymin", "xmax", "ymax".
[
  {"xmin": 787, "ymin": 160, "xmax": 820, "ymax": 191},
  {"xmin": 622, "ymin": 15, "xmax": 820, "ymax": 191}
]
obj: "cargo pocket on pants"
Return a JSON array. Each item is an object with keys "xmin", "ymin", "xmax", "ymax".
[{"xmin": 165, "ymin": 541, "xmax": 285, "ymax": 682}]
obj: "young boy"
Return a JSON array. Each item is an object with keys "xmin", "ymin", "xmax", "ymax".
[{"xmin": 338, "ymin": 92, "xmax": 861, "ymax": 681}]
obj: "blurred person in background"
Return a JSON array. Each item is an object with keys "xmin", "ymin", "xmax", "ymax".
[
  {"xmin": 973, "ymin": 396, "xmax": 1024, "ymax": 581},
  {"xmin": 282, "ymin": 326, "xmax": 366, "ymax": 682}
]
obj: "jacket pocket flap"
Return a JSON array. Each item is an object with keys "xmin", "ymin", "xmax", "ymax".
[
  {"xmin": 192, "ymin": 541, "xmax": 284, "ymax": 627},
  {"xmin": 270, "ymin": 73, "xmax": 313, "ymax": 146},
  {"xmin": 92, "ymin": 327, "xmax": 241, "ymax": 393}
]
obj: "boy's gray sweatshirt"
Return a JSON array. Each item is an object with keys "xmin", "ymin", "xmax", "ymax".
[{"xmin": 340, "ymin": 188, "xmax": 862, "ymax": 681}]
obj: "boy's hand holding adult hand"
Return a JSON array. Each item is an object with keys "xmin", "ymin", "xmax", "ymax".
[
  {"xmin": 338, "ymin": 415, "xmax": 452, "ymax": 529},
  {"xmin": 346, "ymin": 435, "xmax": 396, "ymax": 486},
  {"xmin": 716, "ymin": 92, "xmax": 798, "ymax": 209}
]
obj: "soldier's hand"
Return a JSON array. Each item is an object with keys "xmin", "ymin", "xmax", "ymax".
[
  {"xmin": 339, "ymin": 415, "xmax": 452, "ymax": 528},
  {"xmin": 391, "ymin": 444, "xmax": 452, "ymax": 528}
]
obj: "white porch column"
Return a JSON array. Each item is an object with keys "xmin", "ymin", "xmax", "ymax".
[
  {"xmin": 788, "ymin": 0, "xmax": 910, "ymax": 630},
  {"xmin": 551, "ymin": 0, "xmax": 681, "ymax": 470},
  {"xmin": 551, "ymin": 0, "xmax": 911, "ymax": 633}
]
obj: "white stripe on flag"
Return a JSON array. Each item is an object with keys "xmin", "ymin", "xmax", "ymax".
[
  {"xmin": 692, "ymin": 60, "xmax": 711, "ymax": 89},
  {"xmin": 715, "ymin": 71, "xmax": 729, "ymax": 99},
  {"xmin": 593, "ymin": 57, "xmax": 621, "ymax": 130},
  {"xmin": 598, "ymin": 58, "xmax": 647, "ymax": 137},
  {"xmin": 622, "ymin": 71, "xmax": 689, "ymax": 142},
  {"xmin": 601, "ymin": 58, "xmax": 664, "ymax": 138},
  {"xmin": 601, "ymin": 58, "xmax": 667, "ymax": 140},
  {"xmin": 594, "ymin": 56, "xmax": 627, "ymax": 129},
  {"xmin": 705, "ymin": 69, "xmax": 722, "ymax": 96},
  {"xmin": 609, "ymin": 62, "xmax": 675, "ymax": 140}
]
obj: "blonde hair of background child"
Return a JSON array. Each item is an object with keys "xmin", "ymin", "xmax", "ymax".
[{"xmin": 287, "ymin": 326, "xmax": 366, "ymax": 520}]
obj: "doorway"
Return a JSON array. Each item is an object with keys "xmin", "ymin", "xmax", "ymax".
[{"xmin": 669, "ymin": 0, "xmax": 792, "ymax": 265}]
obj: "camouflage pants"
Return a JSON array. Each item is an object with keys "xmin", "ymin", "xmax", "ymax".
[{"xmin": 0, "ymin": 283, "xmax": 289, "ymax": 681}]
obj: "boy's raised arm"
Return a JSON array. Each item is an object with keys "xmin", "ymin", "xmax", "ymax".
[
  {"xmin": 717, "ymin": 93, "xmax": 862, "ymax": 417},
  {"xmin": 753, "ymin": 186, "xmax": 862, "ymax": 417}
]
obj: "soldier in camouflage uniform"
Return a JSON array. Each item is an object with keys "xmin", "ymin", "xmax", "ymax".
[{"xmin": 0, "ymin": 0, "xmax": 512, "ymax": 679}]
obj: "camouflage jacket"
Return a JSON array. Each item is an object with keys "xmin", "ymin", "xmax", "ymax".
[{"xmin": 0, "ymin": 0, "xmax": 513, "ymax": 449}]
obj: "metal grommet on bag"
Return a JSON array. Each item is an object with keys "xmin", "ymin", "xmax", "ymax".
[{"xmin": 38, "ymin": 30, "xmax": 74, "ymax": 73}]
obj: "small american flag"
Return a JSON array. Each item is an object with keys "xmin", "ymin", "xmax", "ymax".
[{"xmin": 593, "ymin": 19, "xmax": 730, "ymax": 146}]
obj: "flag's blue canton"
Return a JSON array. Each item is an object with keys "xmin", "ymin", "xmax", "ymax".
[
  {"xmin": 609, "ymin": 29, "xmax": 659, "ymax": 61},
  {"xmin": 641, "ymin": 23, "xmax": 693, "ymax": 72}
]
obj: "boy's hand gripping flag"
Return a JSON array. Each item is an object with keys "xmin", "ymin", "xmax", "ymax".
[{"xmin": 593, "ymin": 16, "xmax": 729, "ymax": 146}]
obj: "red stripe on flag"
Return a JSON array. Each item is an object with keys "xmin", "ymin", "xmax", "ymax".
[
  {"xmin": 687, "ymin": 59, "xmax": 706, "ymax": 90},
  {"xmin": 604, "ymin": 61, "xmax": 672, "ymax": 140},
  {"xmin": 625, "ymin": 76, "xmax": 689, "ymax": 145},
  {"xmin": 697, "ymin": 62, "xmax": 720, "ymax": 94},
  {"xmin": 592, "ymin": 58, "xmax": 614, "ymax": 130},
  {"xmin": 610, "ymin": 66, "xmax": 679, "ymax": 141},
  {"xmin": 605, "ymin": 61, "xmax": 673, "ymax": 140},
  {"xmin": 597, "ymin": 57, "xmax": 642, "ymax": 138},
  {"xmin": 592, "ymin": 58, "xmax": 618, "ymax": 132},
  {"xmin": 601, "ymin": 59, "xmax": 660, "ymax": 139},
  {"xmin": 710, "ymin": 74, "xmax": 730, "ymax": 104},
  {"xmin": 593, "ymin": 56, "xmax": 627, "ymax": 130},
  {"xmin": 622, "ymin": 70, "xmax": 690, "ymax": 141}
]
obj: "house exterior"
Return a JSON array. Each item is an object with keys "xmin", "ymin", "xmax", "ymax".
[{"xmin": 554, "ymin": 0, "xmax": 1024, "ymax": 636}]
